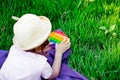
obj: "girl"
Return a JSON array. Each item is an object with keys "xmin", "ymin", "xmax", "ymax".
[{"xmin": 0, "ymin": 14, "xmax": 70, "ymax": 80}]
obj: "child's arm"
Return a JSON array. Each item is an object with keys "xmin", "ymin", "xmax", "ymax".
[{"xmin": 48, "ymin": 38, "xmax": 70, "ymax": 80}]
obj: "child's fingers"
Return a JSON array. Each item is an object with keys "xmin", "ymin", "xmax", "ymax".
[
  {"xmin": 60, "ymin": 38, "xmax": 67, "ymax": 44},
  {"xmin": 64, "ymin": 39, "xmax": 71, "ymax": 50},
  {"xmin": 67, "ymin": 41, "xmax": 71, "ymax": 46},
  {"xmin": 66, "ymin": 42, "xmax": 71, "ymax": 48},
  {"xmin": 63, "ymin": 38, "xmax": 70, "ymax": 44},
  {"xmin": 64, "ymin": 38, "xmax": 70, "ymax": 45},
  {"xmin": 64, "ymin": 44, "xmax": 70, "ymax": 50}
]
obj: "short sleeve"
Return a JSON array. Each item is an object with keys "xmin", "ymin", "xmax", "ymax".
[{"xmin": 41, "ymin": 62, "xmax": 52, "ymax": 79}]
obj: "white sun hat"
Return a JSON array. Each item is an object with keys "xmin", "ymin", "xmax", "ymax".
[{"xmin": 12, "ymin": 14, "xmax": 52, "ymax": 50}]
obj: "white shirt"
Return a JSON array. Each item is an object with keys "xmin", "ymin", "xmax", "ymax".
[{"xmin": 0, "ymin": 45, "xmax": 52, "ymax": 80}]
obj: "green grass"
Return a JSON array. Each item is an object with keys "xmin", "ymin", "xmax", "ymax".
[{"xmin": 0, "ymin": 0, "xmax": 120, "ymax": 80}]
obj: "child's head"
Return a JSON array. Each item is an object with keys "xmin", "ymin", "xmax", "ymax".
[{"xmin": 13, "ymin": 14, "xmax": 52, "ymax": 53}]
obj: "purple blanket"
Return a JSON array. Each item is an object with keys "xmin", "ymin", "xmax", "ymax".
[{"xmin": 0, "ymin": 44, "xmax": 88, "ymax": 80}]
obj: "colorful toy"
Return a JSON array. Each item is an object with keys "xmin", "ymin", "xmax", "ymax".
[{"xmin": 48, "ymin": 29, "xmax": 69, "ymax": 44}]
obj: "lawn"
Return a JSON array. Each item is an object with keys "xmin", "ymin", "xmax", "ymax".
[{"xmin": 0, "ymin": 0, "xmax": 120, "ymax": 80}]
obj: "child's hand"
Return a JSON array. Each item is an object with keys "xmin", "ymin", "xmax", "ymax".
[
  {"xmin": 55, "ymin": 38, "xmax": 71, "ymax": 55},
  {"xmin": 50, "ymin": 38, "xmax": 70, "ymax": 79}
]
